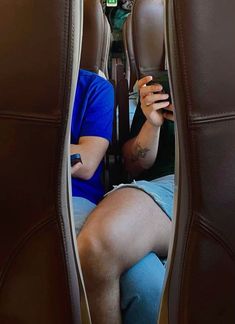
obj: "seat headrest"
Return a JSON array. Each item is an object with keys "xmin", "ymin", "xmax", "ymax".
[
  {"xmin": 80, "ymin": 0, "xmax": 104, "ymax": 73},
  {"xmin": 100, "ymin": 15, "xmax": 111, "ymax": 78},
  {"xmin": 123, "ymin": 14, "xmax": 137, "ymax": 91},
  {"xmin": 132, "ymin": 0, "xmax": 165, "ymax": 79}
]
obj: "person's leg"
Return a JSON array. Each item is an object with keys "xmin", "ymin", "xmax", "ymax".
[
  {"xmin": 120, "ymin": 252, "xmax": 165, "ymax": 324},
  {"xmin": 77, "ymin": 187, "xmax": 171, "ymax": 324},
  {"xmin": 119, "ymin": 176, "xmax": 173, "ymax": 324},
  {"xmin": 72, "ymin": 196, "xmax": 96, "ymax": 235}
]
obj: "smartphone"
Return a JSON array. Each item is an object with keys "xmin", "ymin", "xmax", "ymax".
[
  {"xmin": 70, "ymin": 153, "xmax": 82, "ymax": 167},
  {"xmin": 148, "ymin": 71, "xmax": 172, "ymax": 107}
]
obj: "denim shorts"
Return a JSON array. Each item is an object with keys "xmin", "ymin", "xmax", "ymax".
[
  {"xmin": 107, "ymin": 174, "xmax": 174, "ymax": 220},
  {"xmin": 72, "ymin": 197, "xmax": 96, "ymax": 235}
]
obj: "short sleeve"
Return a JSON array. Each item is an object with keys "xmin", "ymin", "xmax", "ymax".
[{"xmin": 79, "ymin": 78, "xmax": 114, "ymax": 142}]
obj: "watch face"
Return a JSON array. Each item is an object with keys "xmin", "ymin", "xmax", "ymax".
[{"xmin": 70, "ymin": 153, "xmax": 82, "ymax": 167}]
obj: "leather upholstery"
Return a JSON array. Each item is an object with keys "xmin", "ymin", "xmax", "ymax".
[
  {"xmin": 132, "ymin": 0, "xmax": 165, "ymax": 79},
  {"xmin": 123, "ymin": 18, "xmax": 131, "ymax": 88},
  {"xmin": 80, "ymin": 0, "xmax": 104, "ymax": 73},
  {"xmin": 0, "ymin": 1, "xmax": 83, "ymax": 323},
  {"xmin": 123, "ymin": 14, "xmax": 137, "ymax": 92},
  {"xmin": 80, "ymin": 0, "xmax": 110, "ymax": 77},
  {"xmin": 100, "ymin": 15, "xmax": 111, "ymax": 78},
  {"xmin": 159, "ymin": 1, "xmax": 235, "ymax": 323}
]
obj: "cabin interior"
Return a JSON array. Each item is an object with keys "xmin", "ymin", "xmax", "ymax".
[{"xmin": 0, "ymin": 0, "xmax": 235, "ymax": 323}]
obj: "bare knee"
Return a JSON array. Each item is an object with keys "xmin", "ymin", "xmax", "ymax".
[{"xmin": 77, "ymin": 219, "xmax": 124, "ymax": 287}]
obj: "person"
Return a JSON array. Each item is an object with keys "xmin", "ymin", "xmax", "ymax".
[
  {"xmin": 73, "ymin": 69, "xmax": 167, "ymax": 323},
  {"xmin": 71, "ymin": 69, "xmax": 114, "ymax": 234},
  {"xmin": 77, "ymin": 75, "xmax": 175, "ymax": 324}
]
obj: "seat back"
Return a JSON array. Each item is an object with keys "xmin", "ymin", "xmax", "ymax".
[
  {"xmin": 159, "ymin": 1, "xmax": 235, "ymax": 323},
  {"xmin": 0, "ymin": 1, "xmax": 86, "ymax": 323},
  {"xmin": 80, "ymin": 0, "xmax": 104, "ymax": 74},
  {"xmin": 123, "ymin": 18, "xmax": 131, "ymax": 87},
  {"xmin": 100, "ymin": 15, "xmax": 112, "ymax": 78},
  {"xmin": 132, "ymin": 0, "xmax": 165, "ymax": 79},
  {"xmin": 123, "ymin": 14, "xmax": 137, "ymax": 92},
  {"xmin": 80, "ymin": 0, "xmax": 111, "ymax": 78}
]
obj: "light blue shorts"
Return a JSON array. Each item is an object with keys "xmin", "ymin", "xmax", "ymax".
[
  {"xmin": 72, "ymin": 197, "xmax": 96, "ymax": 235},
  {"xmin": 107, "ymin": 174, "xmax": 174, "ymax": 220},
  {"xmin": 73, "ymin": 174, "xmax": 174, "ymax": 235}
]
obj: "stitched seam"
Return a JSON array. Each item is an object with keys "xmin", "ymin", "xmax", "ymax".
[
  {"xmin": 0, "ymin": 217, "xmax": 57, "ymax": 288},
  {"xmin": 55, "ymin": 0, "xmax": 77, "ymax": 318},
  {"xmin": 0, "ymin": 113, "xmax": 61, "ymax": 125},
  {"xmin": 175, "ymin": 1, "xmax": 193, "ymax": 118},
  {"xmin": 195, "ymin": 216, "xmax": 235, "ymax": 262},
  {"xmin": 174, "ymin": 1, "xmax": 196, "ymax": 321},
  {"xmin": 165, "ymin": 2, "xmax": 193, "ymax": 321},
  {"xmin": 190, "ymin": 113, "xmax": 235, "ymax": 125},
  {"xmin": 59, "ymin": 0, "xmax": 72, "ymax": 314}
]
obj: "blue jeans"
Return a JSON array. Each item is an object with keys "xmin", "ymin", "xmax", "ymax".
[
  {"xmin": 120, "ymin": 253, "xmax": 165, "ymax": 324},
  {"xmin": 73, "ymin": 174, "xmax": 174, "ymax": 324}
]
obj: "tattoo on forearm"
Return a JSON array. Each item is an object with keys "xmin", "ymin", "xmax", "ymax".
[{"xmin": 131, "ymin": 142, "xmax": 150, "ymax": 161}]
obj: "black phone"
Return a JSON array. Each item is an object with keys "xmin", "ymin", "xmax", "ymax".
[
  {"xmin": 70, "ymin": 153, "xmax": 82, "ymax": 167},
  {"xmin": 148, "ymin": 71, "xmax": 172, "ymax": 106}
]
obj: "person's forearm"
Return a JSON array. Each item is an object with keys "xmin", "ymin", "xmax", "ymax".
[
  {"xmin": 71, "ymin": 137, "xmax": 109, "ymax": 180},
  {"xmin": 71, "ymin": 143, "xmax": 95, "ymax": 180},
  {"xmin": 122, "ymin": 121, "xmax": 161, "ymax": 177}
]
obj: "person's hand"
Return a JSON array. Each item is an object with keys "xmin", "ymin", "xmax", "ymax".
[
  {"xmin": 163, "ymin": 104, "xmax": 174, "ymax": 122},
  {"xmin": 138, "ymin": 76, "xmax": 170, "ymax": 127},
  {"xmin": 71, "ymin": 161, "xmax": 82, "ymax": 176},
  {"xmin": 70, "ymin": 144, "xmax": 82, "ymax": 177}
]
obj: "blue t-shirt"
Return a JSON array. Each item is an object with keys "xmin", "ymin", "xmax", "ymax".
[{"xmin": 71, "ymin": 69, "xmax": 114, "ymax": 204}]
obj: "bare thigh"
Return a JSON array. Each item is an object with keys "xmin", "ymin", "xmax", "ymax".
[{"xmin": 79, "ymin": 187, "xmax": 171, "ymax": 272}]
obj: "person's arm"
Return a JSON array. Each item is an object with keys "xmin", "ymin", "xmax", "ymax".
[
  {"xmin": 71, "ymin": 75, "xmax": 114, "ymax": 180},
  {"xmin": 71, "ymin": 137, "xmax": 109, "ymax": 180},
  {"xmin": 123, "ymin": 76, "xmax": 173, "ymax": 177}
]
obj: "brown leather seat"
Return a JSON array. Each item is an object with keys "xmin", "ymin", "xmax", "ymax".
[
  {"xmin": 159, "ymin": 1, "xmax": 235, "ymax": 323},
  {"xmin": 123, "ymin": 18, "xmax": 131, "ymax": 87},
  {"xmin": 81, "ymin": 0, "xmax": 111, "ymax": 78},
  {"xmin": 100, "ymin": 15, "xmax": 112, "ymax": 78},
  {"xmin": 123, "ymin": 14, "xmax": 137, "ymax": 92},
  {"xmin": 117, "ymin": 0, "xmax": 166, "ymax": 148},
  {"xmin": 0, "ymin": 1, "xmax": 87, "ymax": 323},
  {"xmin": 80, "ymin": 0, "xmax": 104, "ymax": 74},
  {"xmin": 132, "ymin": 0, "xmax": 165, "ymax": 79}
]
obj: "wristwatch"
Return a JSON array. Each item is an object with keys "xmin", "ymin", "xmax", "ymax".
[{"xmin": 70, "ymin": 153, "xmax": 82, "ymax": 166}]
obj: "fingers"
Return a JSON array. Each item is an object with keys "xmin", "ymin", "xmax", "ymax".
[
  {"xmin": 151, "ymin": 101, "xmax": 170, "ymax": 110},
  {"xmin": 163, "ymin": 104, "xmax": 174, "ymax": 122},
  {"xmin": 163, "ymin": 111, "xmax": 174, "ymax": 122},
  {"xmin": 138, "ymin": 75, "xmax": 174, "ymax": 124},
  {"xmin": 138, "ymin": 76, "xmax": 166, "ymax": 105},
  {"xmin": 138, "ymin": 76, "xmax": 162, "ymax": 92},
  {"xmin": 169, "ymin": 104, "xmax": 174, "ymax": 110},
  {"xmin": 138, "ymin": 76, "xmax": 152, "ymax": 89},
  {"xmin": 144, "ymin": 93, "xmax": 169, "ymax": 106},
  {"xmin": 140, "ymin": 84, "xmax": 163, "ymax": 97},
  {"xmin": 164, "ymin": 104, "xmax": 174, "ymax": 111}
]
